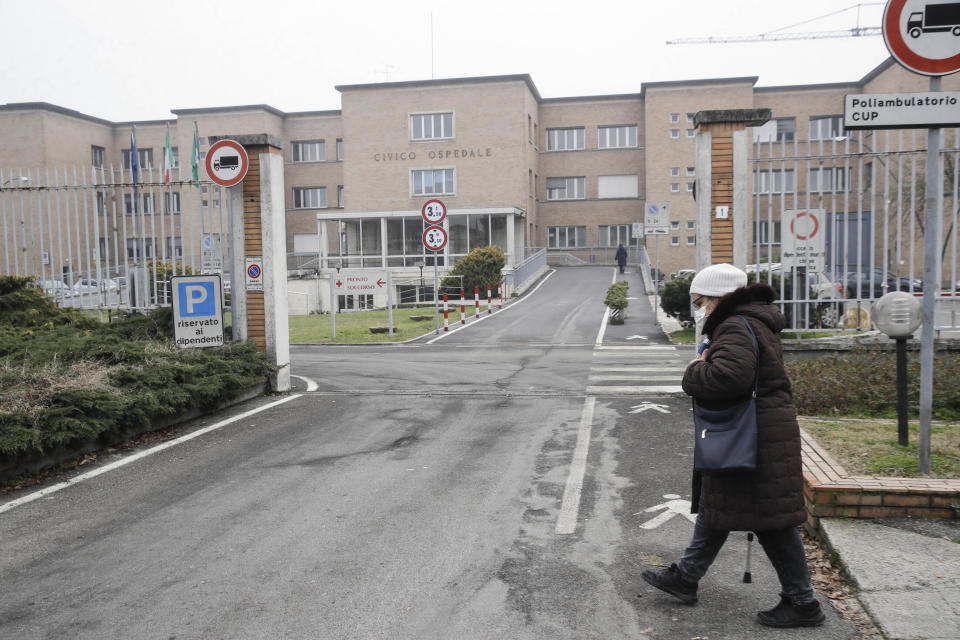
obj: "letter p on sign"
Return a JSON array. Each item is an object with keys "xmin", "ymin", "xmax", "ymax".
[{"xmin": 179, "ymin": 282, "xmax": 215, "ymax": 316}]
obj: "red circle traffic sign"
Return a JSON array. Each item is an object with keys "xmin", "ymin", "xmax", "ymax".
[
  {"xmin": 422, "ymin": 225, "xmax": 447, "ymax": 251},
  {"xmin": 205, "ymin": 139, "xmax": 249, "ymax": 187},
  {"xmin": 884, "ymin": 0, "xmax": 960, "ymax": 76},
  {"xmin": 790, "ymin": 211, "xmax": 820, "ymax": 241},
  {"xmin": 421, "ymin": 199, "xmax": 447, "ymax": 225}
]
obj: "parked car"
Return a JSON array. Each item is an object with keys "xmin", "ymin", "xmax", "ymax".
[
  {"xmin": 72, "ymin": 278, "xmax": 119, "ymax": 293},
  {"xmin": 28, "ymin": 278, "xmax": 70, "ymax": 296},
  {"xmin": 745, "ymin": 264, "xmax": 842, "ymax": 327},
  {"xmin": 841, "ymin": 268, "xmax": 923, "ymax": 299}
]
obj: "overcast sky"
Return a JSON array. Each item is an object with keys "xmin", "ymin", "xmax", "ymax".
[{"xmin": 0, "ymin": 0, "xmax": 893, "ymax": 122}]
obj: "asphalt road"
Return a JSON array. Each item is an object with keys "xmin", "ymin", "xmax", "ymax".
[{"xmin": 0, "ymin": 267, "xmax": 859, "ymax": 639}]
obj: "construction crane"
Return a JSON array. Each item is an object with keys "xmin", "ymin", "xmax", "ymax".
[{"xmin": 667, "ymin": 3, "xmax": 883, "ymax": 45}]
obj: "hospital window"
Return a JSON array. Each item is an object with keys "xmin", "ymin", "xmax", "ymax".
[
  {"xmin": 598, "ymin": 125, "xmax": 637, "ymax": 149},
  {"xmin": 548, "ymin": 226, "xmax": 586, "ymax": 248},
  {"xmin": 292, "ymin": 140, "xmax": 325, "ymax": 163},
  {"xmin": 598, "ymin": 224, "xmax": 631, "ymax": 247},
  {"xmin": 410, "ymin": 112, "xmax": 454, "ymax": 141},
  {"xmin": 809, "ymin": 115, "xmax": 844, "ymax": 141},
  {"xmin": 411, "ymin": 168, "xmax": 455, "ymax": 196},
  {"xmin": 293, "ymin": 186, "xmax": 327, "ymax": 209},
  {"xmin": 753, "ymin": 169, "xmax": 796, "ymax": 194},
  {"xmin": 546, "ymin": 127, "xmax": 585, "ymax": 151},
  {"xmin": 546, "ymin": 177, "xmax": 585, "ymax": 201}
]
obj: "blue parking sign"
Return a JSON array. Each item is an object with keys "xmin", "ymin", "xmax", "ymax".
[{"xmin": 178, "ymin": 281, "xmax": 216, "ymax": 317}]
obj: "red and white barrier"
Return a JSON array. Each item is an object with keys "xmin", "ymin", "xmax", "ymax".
[
  {"xmin": 498, "ymin": 281, "xmax": 503, "ymax": 310},
  {"xmin": 487, "ymin": 284, "xmax": 492, "ymax": 314},
  {"xmin": 474, "ymin": 286, "xmax": 480, "ymax": 318},
  {"xmin": 460, "ymin": 288, "xmax": 466, "ymax": 324},
  {"xmin": 443, "ymin": 294, "xmax": 449, "ymax": 331}
]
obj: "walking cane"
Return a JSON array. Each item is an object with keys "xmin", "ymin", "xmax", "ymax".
[{"xmin": 743, "ymin": 532, "xmax": 754, "ymax": 583}]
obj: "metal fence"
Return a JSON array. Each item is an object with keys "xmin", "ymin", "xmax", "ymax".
[
  {"xmin": 749, "ymin": 127, "xmax": 960, "ymax": 334},
  {"xmin": 0, "ymin": 166, "xmax": 228, "ymax": 316}
]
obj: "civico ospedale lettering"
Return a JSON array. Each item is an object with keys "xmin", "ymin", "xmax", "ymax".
[{"xmin": 373, "ymin": 148, "xmax": 493, "ymax": 162}]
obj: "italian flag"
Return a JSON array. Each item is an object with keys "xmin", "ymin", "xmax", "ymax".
[{"xmin": 163, "ymin": 125, "xmax": 174, "ymax": 186}]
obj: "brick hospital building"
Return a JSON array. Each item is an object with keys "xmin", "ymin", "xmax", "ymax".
[{"xmin": 1, "ymin": 57, "xmax": 958, "ymax": 289}]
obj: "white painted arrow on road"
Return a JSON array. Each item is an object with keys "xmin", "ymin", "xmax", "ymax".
[
  {"xmin": 626, "ymin": 335, "xmax": 648, "ymax": 340},
  {"xmin": 629, "ymin": 402, "xmax": 671, "ymax": 414},
  {"xmin": 638, "ymin": 494, "xmax": 698, "ymax": 529}
]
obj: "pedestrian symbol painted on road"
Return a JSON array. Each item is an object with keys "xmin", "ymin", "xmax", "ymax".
[{"xmin": 638, "ymin": 494, "xmax": 697, "ymax": 529}]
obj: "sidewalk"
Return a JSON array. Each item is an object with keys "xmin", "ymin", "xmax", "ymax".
[{"xmin": 649, "ymin": 289, "xmax": 960, "ymax": 639}]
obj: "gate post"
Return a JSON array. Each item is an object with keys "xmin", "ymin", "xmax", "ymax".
[
  {"xmin": 694, "ymin": 110, "xmax": 770, "ymax": 270},
  {"xmin": 216, "ymin": 134, "xmax": 290, "ymax": 393}
]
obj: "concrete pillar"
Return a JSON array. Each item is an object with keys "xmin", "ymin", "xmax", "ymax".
[
  {"xmin": 215, "ymin": 134, "xmax": 290, "ymax": 393},
  {"xmin": 694, "ymin": 109, "xmax": 770, "ymax": 270}
]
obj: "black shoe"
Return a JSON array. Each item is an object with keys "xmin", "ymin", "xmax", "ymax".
[
  {"xmin": 640, "ymin": 563, "xmax": 699, "ymax": 604},
  {"xmin": 757, "ymin": 596, "xmax": 826, "ymax": 628}
]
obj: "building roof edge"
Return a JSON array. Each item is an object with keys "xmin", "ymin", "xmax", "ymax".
[{"xmin": 336, "ymin": 74, "xmax": 542, "ymax": 102}]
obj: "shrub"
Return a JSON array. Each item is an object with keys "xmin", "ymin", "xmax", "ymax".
[
  {"xmin": 0, "ymin": 276, "xmax": 271, "ymax": 465},
  {"xmin": 660, "ymin": 276, "xmax": 693, "ymax": 325},
  {"xmin": 604, "ymin": 281, "xmax": 629, "ymax": 311},
  {"xmin": 788, "ymin": 350, "xmax": 960, "ymax": 420},
  {"xmin": 440, "ymin": 246, "xmax": 505, "ymax": 296}
]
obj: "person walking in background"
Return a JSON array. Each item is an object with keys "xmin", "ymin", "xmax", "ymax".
[
  {"xmin": 615, "ymin": 244, "xmax": 628, "ymax": 274},
  {"xmin": 639, "ymin": 263, "xmax": 825, "ymax": 628}
]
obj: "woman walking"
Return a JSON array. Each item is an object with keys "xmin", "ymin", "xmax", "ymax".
[{"xmin": 640, "ymin": 263, "xmax": 825, "ymax": 628}]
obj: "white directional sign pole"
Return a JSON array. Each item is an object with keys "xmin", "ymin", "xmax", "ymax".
[
  {"xmin": 422, "ymin": 200, "xmax": 448, "ymax": 335},
  {"xmin": 645, "ymin": 202, "xmax": 670, "ymax": 324}
]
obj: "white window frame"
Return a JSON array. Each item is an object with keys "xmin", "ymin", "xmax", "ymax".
[
  {"xmin": 670, "ymin": 129, "xmax": 680, "ymax": 139},
  {"xmin": 808, "ymin": 166, "xmax": 852, "ymax": 193},
  {"xmin": 91, "ymin": 145, "xmax": 105, "ymax": 167},
  {"xmin": 547, "ymin": 225, "xmax": 587, "ymax": 248},
  {"xmin": 686, "ymin": 220, "xmax": 696, "ymax": 230},
  {"xmin": 546, "ymin": 176, "xmax": 586, "ymax": 201},
  {"xmin": 686, "ymin": 167, "xmax": 696, "ymax": 177},
  {"xmin": 670, "ymin": 183, "xmax": 680, "ymax": 193},
  {"xmin": 293, "ymin": 186, "xmax": 327, "ymax": 209},
  {"xmin": 753, "ymin": 169, "xmax": 796, "ymax": 194},
  {"xmin": 670, "ymin": 113, "xmax": 680, "ymax": 123},
  {"xmin": 410, "ymin": 111, "xmax": 455, "ymax": 141},
  {"xmin": 411, "ymin": 168, "xmax": 456, "ymax": 196},
  {"xmin": 686, "ymin": 128, "xmax": 696, "ymax": 138},
  {"xmin": 598, "ymin": 125, "xmax": 638, "ymax": 149},
  {"xmin": 670, "ymin": 167, "xmax": 680, "ymax": 177},
  {"xmin": 598, "ymin": 224, "xmax": 631, "ymax": 247},
  {"xmin": 164, "ymin": 191, "xmax": 181, "ymax": 213},
  {"xmin": 292, "ymin": 140, "xmax": 325, "ymax": 163},
  {"xmin": 670, "ymin": 220, "xmax": 680, "ymax": 231},
  {"xmin": 809, "ymin": 115, "xmax": 844, "ymax": 141},
  {"xmin": 686, "ymin": 182, "xmax": 695, "ymax": 192},
  {"xmin": 546, "ymin": 127, "xmax": 585, "ymax": 151},
  {"xmin": 670, "ymin": 237, "xmax": 680, "ymax": 246},
  {"xmin": 686, "ymin": 113, "xmax": 696, "ymax": 123}
]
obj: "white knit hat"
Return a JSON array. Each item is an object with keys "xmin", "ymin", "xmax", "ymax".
[{"xmin": 689, "ymin": 263, "xmax": 747, "ymax": 297}]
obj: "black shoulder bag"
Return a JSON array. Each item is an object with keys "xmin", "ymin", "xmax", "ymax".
[{"xmin": 693, "ymin": 315, "xmax": 760, "ymax": 473}]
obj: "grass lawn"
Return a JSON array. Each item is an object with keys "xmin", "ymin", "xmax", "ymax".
[
  {"xmin": 800, "ymin": 419, "xmax": 960, "ymax": 479},
  {"xmin": 289, "ymin": 307, "xmax": 447, "ymax": 343}
]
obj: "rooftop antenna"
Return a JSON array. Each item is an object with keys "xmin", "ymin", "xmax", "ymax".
[{"xmin": 375, "ymin": 64, "xmax": 396, "ymax": 82}]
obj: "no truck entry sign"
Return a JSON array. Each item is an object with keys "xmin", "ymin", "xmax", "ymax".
[{"xmin": 883, "ymin": 0, "xmax": 960, "ymax": 76}]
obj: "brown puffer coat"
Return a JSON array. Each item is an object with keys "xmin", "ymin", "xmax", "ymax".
[{"xmin": 681, "ymin": 283, "xmax": 806, "ymax": 532}]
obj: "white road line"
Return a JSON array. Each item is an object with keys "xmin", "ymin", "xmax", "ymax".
[
  {"xmin": 594, "ymin": 346, "xmax": 677, "ymax": 351},
  {"xmin": 590, "ymin": 366, "xmax": 682, "ymax": 372},
  {"xmin": 556, "ymin": 396, "xmax": 596, "ymax": 535},
  {"xmin": 588, "ymin": 375, "xmax": 683, "ymax": 382},
  {"xmin": 585, "ymin": 385, "xmax": 684, "ymax": 394},
  {"xmin": 0, "ymin": 394, "xmax": 303, "ymax": 516},
  {"xmin": 291, "ymin": 375, "xmax": 319, "ymax": 391},
  {"xmin": 594, "ymin": 268, "xmax": 617, "ymax": 348},
  {"xmin": 426, "ymin": 269, "xmax": 557, "ymax": 344}
]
